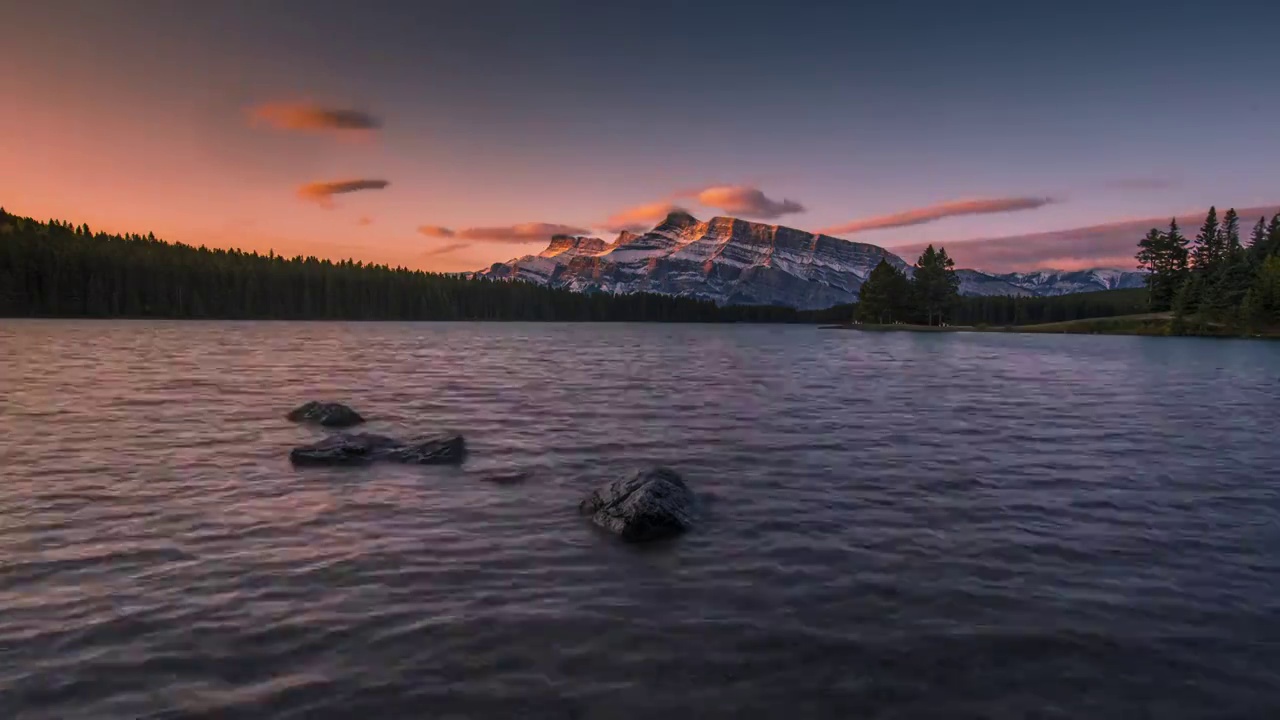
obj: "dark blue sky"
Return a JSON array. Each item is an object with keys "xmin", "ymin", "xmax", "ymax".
[{"xmin": 4, "ymin": 0, "xmax": 1278, "ymax": 270}]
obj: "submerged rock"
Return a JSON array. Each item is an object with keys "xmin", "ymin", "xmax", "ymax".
[
  {"xmin": 286, "ymin": 401, "xmax": 365, "ymax": 428},
  {"xmin": 382, "ymin": 434, "xmax": 467, "ymax": 465},
  {"xmin": 579, "ymin": 467, "xmax": 696, "ymax": 542},
  {"xmin": 289, "ymin": 432, "xmax": 466, "ymax": 467}
]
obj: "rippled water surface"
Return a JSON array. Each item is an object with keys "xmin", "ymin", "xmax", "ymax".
[{"xmin": 2, "ymin": 321, "xmax": 1280, "ymax": 719}]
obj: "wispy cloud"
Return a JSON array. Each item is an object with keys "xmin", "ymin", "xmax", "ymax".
[
  {"xmin": 418, "ymin": 222, "xmax": 591, "ymax": 243},
  {"xmin": 693, "ymin": 185, "xmax": 805, "ymax": 219},
  {"xmin": 423, "ymin": 242, "xmax": 471, "ymax": 257},
  {"xmin": 298, "ymin": 179, "xmax": 389, "ymax": 208},
  {"xmin": 821, "ymin": 197, "xmax": 1055, "ymax": 235},
  {"xmin": 248, "ymin": 102, "xmax": 382, "ymax": 132},
  {"xmin": 1106, "ymin": 177, "xmax": 1179, "ymax": 190},
  {"xmin": 601, "ymin": 201, "xmax": 687, "ymax": 233},
  {"xmin": 888, "ymin": 204, "xmax": 1280, "ymax": 271}
]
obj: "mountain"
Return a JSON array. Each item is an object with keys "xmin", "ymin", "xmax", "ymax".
[
  {"xmin": 477, "ymin": 212, "xmax": 1147, "ymax": 308},
  {"xmin": 479, "ymin": 211, "xmax": 906, "ymax": 310}
]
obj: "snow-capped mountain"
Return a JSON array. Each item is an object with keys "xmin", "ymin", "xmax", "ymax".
[
  {"xmin": 479, "ymin": 211, "xmax": 907, "ymax": 310},
  {"xmin": 992, "ymin": 268, "xmax": 1147, "ymax": 295},
  {"xmin": 477, "ymin": 212, "xmax": 1146, "ymax": 308}
]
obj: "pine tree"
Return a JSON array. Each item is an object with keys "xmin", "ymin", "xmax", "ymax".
[
  {"xmin": 1191, "ymin": 206, "xmax": 1220, "ymax": 273},
  {"xmin": 1136, "ymin": 227, "xmax": 1166, "ymax": 306},
  {"xmin": 1266, "ymin": 214, "xmax": 1280, "ymax": 259},
  {"xmin": 1248, "ymin": 216, "xmax": 1268, "ymax": 263},
  {"xmin": 1221, "ymin": 208, "xmax": 1241, "ymax": 254},
  {"xmin": 914, "ymin": 246, "xmax": 960, "ymax": 325},
  {"xmin": 856, "ymin": 259, "xmax": 910, "ymax": 324},
  {"xmin": 1248, "ymin": 256, "xmax": 1280, "ymax": 327}
]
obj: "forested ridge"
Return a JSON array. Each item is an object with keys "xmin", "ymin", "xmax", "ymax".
[{"xmin": 0, "ymin": 208, "xmax": 796, "ymax": 322}]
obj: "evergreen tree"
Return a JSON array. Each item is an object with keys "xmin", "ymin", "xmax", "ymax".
[
  {"xmin": 855, "ymin": 259, "xmax": 910, "ymax": 324},
  {"xmin": 910, "ymin": 245, "xmax": 960, "ymax": 325},
  {"xmin": 1266, "ymin": 214, "xmax": 1280, "ymax": 259},
  {"xmin": 1220, "ymin": 208, "xmax": 1241, "ymax": 256},
  {"xmin": 1191, "ymin": 206, "xmax": 1220, "ymax": 273},
  {"xmin": 1248, "ymin": 216, "xmax": 1268, "ymax": 263},
  {"xmin": 1135, "ymin": 221, "xmax": 1187, "ymax": 310},
  {"xmin": 1247, "ymin": 256, "xmax": 1280, "ymax": 327}
]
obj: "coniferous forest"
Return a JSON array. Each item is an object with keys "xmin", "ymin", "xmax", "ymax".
[
  {"xmin": 1135, "ymin": 206, "xmax": 1280, "ymax": 334},
  {"xmin": 0, "ymin": 208, "xmax": 796, "ymax": 322}
]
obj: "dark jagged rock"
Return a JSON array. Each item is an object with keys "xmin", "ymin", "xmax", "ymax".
[
  {"xmin": 286, "ymin": 401, "xmax": 365, "ymax": 428},
  {"xmin": 289, "ymin": 432, "xmax": 465, "ymax": 467},
  {"xmin": 382, "ymin": 434, "xmax": 467, "ymax": 465},
  {"xmin": 289, "ymin": 432, "xmax": 399, "ymax": 465},
  {"xmin": 579, "ymin": 467, "xmax": 696, "ymax": 542}
]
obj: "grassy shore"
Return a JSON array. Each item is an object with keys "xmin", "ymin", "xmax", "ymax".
[{"xmin": 826, "ymin": 313, "xmax": 1280, "ymax": 339}]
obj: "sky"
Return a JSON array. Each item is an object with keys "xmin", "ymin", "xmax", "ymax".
[{"xmin": 2, "ymin": 0, "xmax": 1278, "ymax": 272}]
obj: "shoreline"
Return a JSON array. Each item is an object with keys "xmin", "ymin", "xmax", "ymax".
[{"xmin": 823, "ymin": 314, "xmax": 1280, "ymax": 340}]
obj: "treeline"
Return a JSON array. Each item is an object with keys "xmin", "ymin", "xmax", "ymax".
[
  {"xmin": 950, "ymin": 288, "xmax": 1148, "ymax": 326},
  {"xmin": 810, "ymin": 289, "xmax": 1148, "ymax": 327},
  {"xmin": 0, "ymin": 208, "xmax": 801, "ymax": 322},
  {"xmin": 1137, "ymin": 207, "xmax": 1280, "ymax": 333}
]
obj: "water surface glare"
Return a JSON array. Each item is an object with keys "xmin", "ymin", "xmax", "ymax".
[{"xmin": 2, "ymin": 321, "xmax": 1279, "ymax": 718}]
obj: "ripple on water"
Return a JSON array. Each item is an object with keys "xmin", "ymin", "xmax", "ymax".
[{"xmin": 1, "ymin": 321, "xmax": 1280, "ymax": 719}]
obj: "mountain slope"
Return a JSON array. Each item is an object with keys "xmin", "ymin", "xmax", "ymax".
[{"xmin": 479, "ymin": 212, "xmax": 908, "ymax": 310}]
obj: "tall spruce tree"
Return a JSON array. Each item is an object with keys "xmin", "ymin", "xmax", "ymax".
[
  {"xmin": 1266, "ymin": 214, "xmax": 1280, "ymax": 259},
  {"xmin": 1221, "ymin": 208, "xmax": 1242, "ymax": 256},
  {"xmin": 856, "ymin": 259, "xmax": 911, "ymax": 324},
  {"xmin": 1191, "ymin": 206, "xmax": 1220, "ymax": 273},
  {"xmin": 1248, "ymin": 216, "xmax": 1268, "ymax": 263},
  {"xmin": 910, "ymin": 245, "xmax": 960, "ymax": 326},
  {"xmin": 1136, "ymin": 227, "xmax": 1163, "ymax": 293}
]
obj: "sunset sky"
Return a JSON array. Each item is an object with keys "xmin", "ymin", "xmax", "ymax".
[{"xmin": 3, "ymin": 0, "xmax": 1278, "ymax": 272}]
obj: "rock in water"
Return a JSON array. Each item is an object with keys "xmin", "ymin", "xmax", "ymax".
[
  {"xmin": 383, "ymin": 434, "xmax": 467, "ymax": 465},
  {"xmin": 289, "ymin": 433, "xmax": 400, "ymax": 466},
  {"xmin": 289, "ymin": 432, "xmax": 466, "ymax": 466},
  {"xmin": 580, "ymin": 467, "xmax": 696, "ymax": 542},
  {"xmin": 286, "ymin": 401, "xmax": 365, "ymax": 428}
]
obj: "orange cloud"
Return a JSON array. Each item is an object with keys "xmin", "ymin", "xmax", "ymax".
[
  {"xmin": 693, "ymin": 185, "xmax": 804, "ymax": 219},
  {"xmin": 418, "ymin": 222, "xmax": 591, "ymax": 243},
  {"xmin": 822, "ymin": 197, "xmax": 1055, "ymax": 235},
  {"xmin": 602, "ymin": 201, "xmax": 687, "ymax": 233},
  {"xmin": 424, "ymin": 242, "xmax": 470, "ymax": 257},
  {"xmin": 357, "ymin": 216, "xmax": 373, "ymax": 226},
  {"xmin": 418, "ymin": 225, "xmax": 455, "ymax": 238},
  {"xmin": 248, "ymin": 103, "xmax": 382, "ymax": 132},
  {"xmin": 297, "ymin": 179, "xmax": 389, "ymax": 208}
]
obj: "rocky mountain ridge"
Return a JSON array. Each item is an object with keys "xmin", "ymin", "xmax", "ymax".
[{"xmin": 477, "ymin": 212, "xmax": 1145, "ymax": 309}]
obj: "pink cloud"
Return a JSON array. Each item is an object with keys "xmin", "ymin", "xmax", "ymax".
[
  {"xmin": 888, "ymin": 204, "xmax": 1280, "ymax": 271},
  {"xmin": 423, "ymin": 242, "xmax": 470, "ymax": 257},
  {"xmin": 601, "ymin": 201, "xmax": 687, "ymax": 233},
  {"xmin": 248, "ymin": 102, "xmax": 382, "ymax": 132},
  {"xmin": 418, "ymin": 222, "xmax": 591, "ymax": 243},
  {"xmin": 693, "ymin": 185, "xmax": 804, "ymax": 219},
  {"xmin": 297, "ymin": 179, "xmax": 389, "ymax": 208},
  {"xmin": 822, "ymin": 197, "xmax": 1055, "ymax": 235}
]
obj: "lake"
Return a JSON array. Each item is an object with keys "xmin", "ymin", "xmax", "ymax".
[{"xmin": 2, "ymin": 320, "xmax": 1279, "ymax": 719}]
